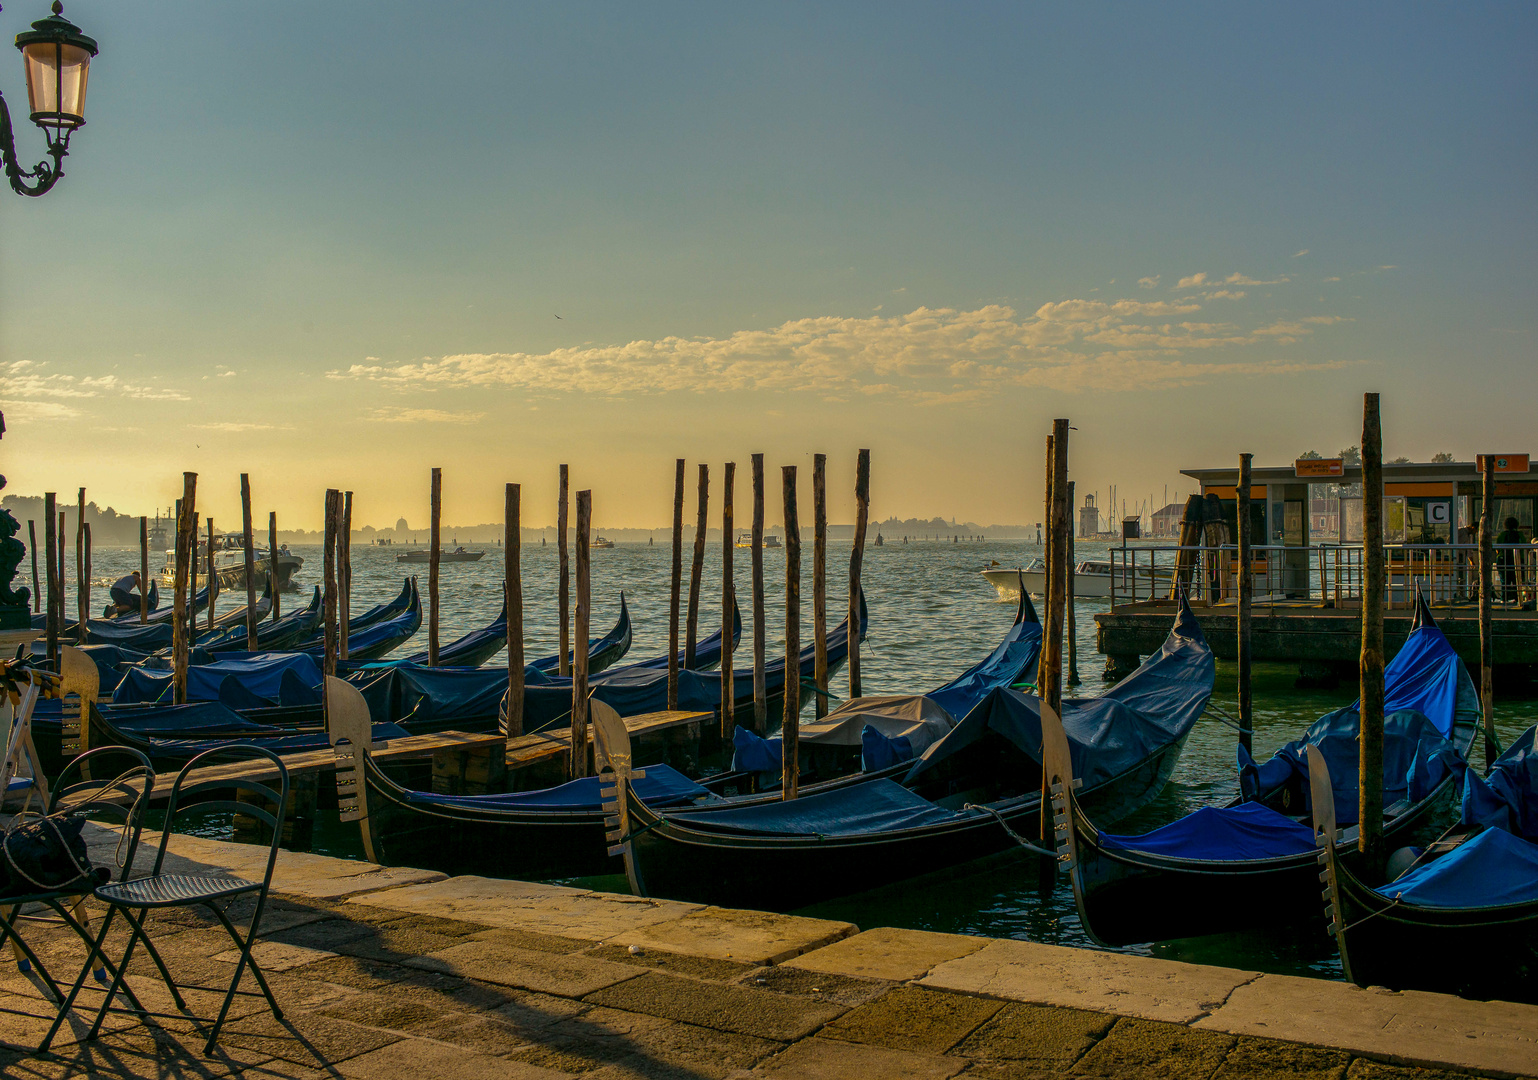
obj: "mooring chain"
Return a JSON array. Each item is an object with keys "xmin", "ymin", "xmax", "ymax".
[{"xmin": 963, "ymin": 802, "xmax": 1059, "ymax": 860}]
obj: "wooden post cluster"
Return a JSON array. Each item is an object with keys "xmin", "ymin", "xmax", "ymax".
[
  {"xmin": 323, "ymin": 489, "xmax": 340, "ymax": 680},
  {"xmin": 558, "ymin": 464, "xmax": 570, "ymax": 676},
  {"xmin": 189, "ymin": 511, "xmax": 199, "ymax": 646},
  {"xmin": 172, "ymin": 473, "xmax": 197, "ymax": 705},
  {"xmin": 686, "ymin": 464, "xmax": 709, "ymax": 668},
  {"xmin": 751, "ymin": 454, "xmax": 767, "ymax": 730},
  {"xmin": 268, "ymin": 512, "xmax": 281, "ymax": 622},
  {"xmin": 428, "ymin": 468, "xmax": 442, "ymax": 667},
  {"xmin": 571, "ymin": 490, "xmax": 592, "ymax": 779},
  {"xmin": 781, "ymin": 466, "xmax": 801, "ymax": 800},
  {"xmin": 56, "ymin": 509, "xmax": 66, "ymax": 647},
  {"xmin": 721, "ymin": 462, "xmax": 736, "ymax": 738},
  {"xmin": 28, "ymin": 518, "xmax": 40, "ymax": 615},
  {"xmin": 667, "ymin": 459, "xmax": 685, "ymax": 711},
  {"xmin": 82, "ymin": 523, "xmax": 91, "ymax": 630},
  {"xmin": 1236, "ymin": 453, "xmax": 1254, "ymax": 755},
  {"xmin": 848, "ymin": 449, "xmax": 870, "ymax": 698},
  {"xmin": 1480, "ymin": 454, "xmax": 1496, "ymax": 767},
  {"xmin": 138, "ymin": 516, "xmax": 149, "ymax": 623},
  {"xmin": 240, "ymin": 475, "xmax": 258, "ymax": 650},
  {"xmin": 1358, "ymin": 393, "xmax": 1386, "ymax": 876},
  {"xmin": 340, "ymin": 491, "xmax": 353, "ymax": 661},
  {"xmin": 813, "ymin": 454, "xmax": 828, "ymax": 720},
  {"xmin": 505, "ymin": 483, "xmax": 525, "ymax": 738}
]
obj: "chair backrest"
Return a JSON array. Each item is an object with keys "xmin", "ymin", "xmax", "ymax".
[
  {"xmin": 154, "ymin": 744, "xmax": 290, "ymax": 889},
  {"xmin": 58, "ymin": 646, "xmax": 100, "ymax": 758},
  {"xmin": 48, "ymin": 746, "xmax": 155, "ymax": 884}
]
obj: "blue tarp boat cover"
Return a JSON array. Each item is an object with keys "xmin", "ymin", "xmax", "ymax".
[
  {"xmin": 358, "ymin": 663, "xmax": 512, "ymax": 727},
  {"xmin": 403, "ymin": 762, "xmax": 711, "ymax": 812},
  {"xmin": 669, "ymin": 778, "xmax": 968, "ymax": 837},
  {"xmin": 1462, "ymin": 725, "xmax": 1538, "ymax": 839},
  {"xmin": 397, "ymin": 603, "xmax": 508, "ymax": 667},
  {"xmin": 1376, "ymin": 826, "xmax": 1538, "ymax": 908},
  {"xmin": 927, "ymin": 615, "xmax": 1043, "ymax": 722},
  {"xmin": 1099, "ymin": 801, "xmax": 1318, "ymax": 861},
  {"xmin": 1238, "ymin": 710, "xmax": 1462, "ymax": 825},
  {"xmin": 862, "ymin": 726, "xmax": 915, "ymax": 772},
  {"xmin": 30, "ymin": 699, "xmax": 281, "ymax": 737},
  {"xmin": 114, "ymin": 653, "xmax": 324, "ymax": 706},
  {"xmin": 1237, "ymin": 620, "xmax": 1476, "ymax": 822},
  {"xmin": 906, "ymin": 596, "xmax": 1214, "ymax": 788}
]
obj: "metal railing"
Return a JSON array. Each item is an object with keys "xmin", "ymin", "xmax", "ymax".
[{"xmin": 1108, "ymin": 543, "xmax": 1538, "ymax": 611}]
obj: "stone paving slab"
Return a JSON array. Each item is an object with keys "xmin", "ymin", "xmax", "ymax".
[
  {"xmin": 739, "ymin": 1035, "xmax": 966, "ymax": 1079},
  {"xmin": 782, "ymin": 926, "xmax": 985, "ymax": 982},
  {"xmin": 335, "ymin": 1035, "xmax": 572, "ymax": 1079},
  {"xmin": 405, "ymin": 938, "xmax": 645, "ymax": 997},
  {"xmin": 919, "ymin": 936, "xmax": 1262, "ymax": 1024},
  {"xmin": 582, "ymin": 971, "xmax": 846, "ymax": 1042},
  {"xmin": 607, "ymin": 906, "xmax": 856, "ymax": 966},
  {"xmin": 348, "ymin": 875, "xmax": 699, "ymax": 939},
  {"xmin": 1195, "ymin": 972, "xmax": 1538, "ymax": 1078}
]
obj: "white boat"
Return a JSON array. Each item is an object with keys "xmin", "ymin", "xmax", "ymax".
[
  {"xmin": 395, "ymin": 546, "xmax": 485, "ymax": 564},
  {"xmin": 158, "ymin": 535, "xmax": 303, "ymax": 591},
  {"xmin": 980, "ymin": 558, "xmax": 1172, "ymax": 600}
]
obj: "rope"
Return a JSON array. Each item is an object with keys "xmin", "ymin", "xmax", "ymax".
[
  {"xmin": 963, "ymin": 802, "xmax": 1059, "ymax": 859},
  {"xmin": 1203, "ymin": 702, "xmax": 1253, "ymax": 736}
]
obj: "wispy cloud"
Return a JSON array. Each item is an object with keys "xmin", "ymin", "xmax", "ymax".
[
  {"xmin": 1175, "ymin": 272, "xmax": 1209, "ymax": 289},
  {"xmin": 331, "ymin": 298, "xmax": 1352, "ymax": 401},
  {"xmin": 363, "ymin": 406, "xmax": 486, "ymax": 424},
  {"xmin": 1137, "ymin": 275, "xmax": 1160, "ymax": 289},
  {"xmin": 190, "ymin": 421, "xmax": 281, "ymax": 432},
  {"xmin": 1293, "ymin": 249, "xmax": 1309, "ymax": 258}
]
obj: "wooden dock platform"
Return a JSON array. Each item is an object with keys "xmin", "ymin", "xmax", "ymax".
[
  {"xmin": 505, "ymin": 709, "xmax": 713, "ymax": 788},
  {"xmin": 1096, "ymin": 599, "xmax": 1538, "ymax": 681}
]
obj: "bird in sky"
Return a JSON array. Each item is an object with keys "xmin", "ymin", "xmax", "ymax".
[{"xmin": 554, "ymin": 314, "xmax": 563, "ymax": 320}]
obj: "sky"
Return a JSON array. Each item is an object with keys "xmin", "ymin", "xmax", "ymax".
[{"xmin": 2, "ymin": 2, "xmax": 1534, "ymax": 532}]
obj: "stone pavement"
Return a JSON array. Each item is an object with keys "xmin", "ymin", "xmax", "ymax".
[{"xmin": 0, "ymin": 831, "xmax": 1533, "ymax": 1079}]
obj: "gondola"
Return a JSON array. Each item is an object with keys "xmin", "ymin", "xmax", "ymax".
[
  {"xmin": 66, "ymin": 580, "xmax": 272, "ymax": 652},
  {"xmin": 198, "ymin": 586, "xmax": 322, "ymax": 654},
  {"xmin": 286, "ymin": 577, "xmax": 415, "ymax": 651},
  {"xmin": 1054, "ymin": 594, "xmax": 1479, "ymax": 947},
  {"xmin": 1315, "ymin": 727, "xmax": 1538, "ymax": 1003},
  {"xmin": 333, "ymin": 591, "xmax": 1032, "ymax": 880},
  {"xmin": 607, "ymin": 593, "xmax": 1212, "ymax": 911},
  {"xmin": 390, "ymin": 592, "xmax": 633, "ymax": 672}
]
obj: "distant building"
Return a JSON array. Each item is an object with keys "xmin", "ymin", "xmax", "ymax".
[
  {"xmin": 1078, "ymin": 495, "xmax": 1100, "ymax": 538},
  {"xmin": 395, "ymin": 517, "xmax": 409, "ymax": 534},
  {"xmin": 1151, "ymin": 502, "xmax": 1183, "ymax": 538}
]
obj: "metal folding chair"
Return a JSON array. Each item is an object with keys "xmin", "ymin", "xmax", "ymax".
[
  {"xmin": 46, "ymin": 744, "xmax": 290, "ymax": 1056},
  {"xmin": 0, "ymin": 745, "xmax": 156, "ymax": 1041}
]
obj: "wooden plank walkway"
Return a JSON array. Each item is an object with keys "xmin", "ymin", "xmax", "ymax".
[
  {"xmin": 146, "ymin": 729, "xmax": 505, "ymax": 802},
  {"xmin": 506, "ymin": 709, "xmax": 712, "ymax": 771}
]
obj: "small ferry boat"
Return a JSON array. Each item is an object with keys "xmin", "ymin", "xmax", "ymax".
[
  {"xmin": 593, "ymin": 536, "xmax": 615, "ymax": 549},
  {"xmin": 735, "ymin": 532, "xmax": 784, "ymax": 549},
  {"xmin": 158, "ymin": 533, "xmax": 302, "ymax": 591}
]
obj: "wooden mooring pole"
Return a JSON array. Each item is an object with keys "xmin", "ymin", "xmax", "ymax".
[
  {"xmin": 324, "ymin": 489, "xmax": 339, "ymax": 680},
  {"xmin": 1237, "ymin": 453, "xmax": 1253, "ymax": 756},
  {"xmin": 1358, "ymin": 393, "xmax": 1386, "ymax": 877},
  {"xmin": 1040, "ymin": 421, "xmax": 1069, "ymax": 843},
  {"xmin": 189, "ymin": 513, "xmax": 199, "ymax": 646},
  {"xmin": 668, "ymin": 459, "xmax": 685, "ymax": 711},
  {"xmin": 558, "ymin": 464, "xmax": 570, "ymax": 676},
  {"xmin": 1480, "ymin": 453, "xmax": 1497, "ymax": 767},
  {"xmin": 721, "ymin": 462, "xmax": 736, "ymax": 739},
  {"xmin": 505, "ymin": 483, "xmax": 525, "ymax": 738},
  {"xmin": 686, "ymin": 464, "xmax": 709, "ymax": 668},
  {"xmin": 1066, "ymin": 480, "xmax": 1080, "ymax": 687},
  {"xmin": 848, "ymin": 449, "xmax": 870, "ymax": 698},
  {"xmin": 428, "ymin": 468, "xmax": 441, "ymax": 667},
  {"xmin": 206, "ymin": 516, "xmax": 217, "ymax": 633},
  {"xmin": 340, "ymin": 491, "xmax": 353, "ymax": 661},
  {"xmin": 782, "ymin": 466, "xmax": 801, "ymax": 800},
  {"xmin": 813, "ymin": 454, "xmax": 828, "ymax": 720},
  {"xmin": 241, "ymin": 475, "xmax": 258, "ymax": 651},
  {"xmin": 82, "ymin": 524, "xmax": 91, "ymax": 627},
  {"xmin": 751, "ymin": 454, "xmax": 767, "ymax": 730},
  {"xmin": 57, "ymin": 511, "xmax": 66, "ymax": 647},
  {"xmin": 75, "ymin": 488, "xmax": 85, "ymax": 637},
  {"xmin": 1037, "ymin": 434, "xmax": 1055, "ymax": 698},
  {"xmin": 268, "ymin": 511, "xmax": 281, "ymax": 622},
  {"xmin": 28, "ymin": 518, "xmax": 40, "ymax": 615},
  {"xmin": 172, "ymin": 474, "xmax": 196, "ymax": 705},
  {"xmin": 571, "ymin": 489, "xmax": 592, "ymax": 779},
  {"xmin": 138, "ymin": 516, "xmax": 148, "ymax": 623}
]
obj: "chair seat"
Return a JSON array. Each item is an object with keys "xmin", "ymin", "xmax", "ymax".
[
  {"xmin": 96, "ymin": 873, "xmax": 258, "ymax": 908},
  {"xmin": 5, "ymin": 776, "xmax": 33, "ymax": 792}
]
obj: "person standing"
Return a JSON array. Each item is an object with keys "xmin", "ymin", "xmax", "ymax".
[{"xmin": 1497, "ymin": 516, "xmax": 1525, "ymax": 603}]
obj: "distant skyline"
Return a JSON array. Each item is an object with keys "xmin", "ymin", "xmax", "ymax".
[{"xmin": 2, "ymin": 2, "xmax": 1533, "ymax": 532}]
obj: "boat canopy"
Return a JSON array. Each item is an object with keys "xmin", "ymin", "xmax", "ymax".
[
  {"xmin": 905, "ymin": 593, "xmax": 1213, "ymax": 788},
  {"xmin": 113, "ymin": 652, "xmax": 325, "ymax": 706},
  {"xmin": 1462, "ymin": 725, "xmax": 1538, "ymax": 839},
  {"xmin": 1099, "ymin": 801, "xmax": 1317, "ymax": 861},
  {"xmin": 669, "ymin": 777, "xmax": 971, "ymax": 838},
  {"xmin": 402, "ymin": 762, "xmax": 711, "ymax": 813},
  {"xmin": 1375, "ymin": 826, "xmax": 1538, "ymax": 908}
]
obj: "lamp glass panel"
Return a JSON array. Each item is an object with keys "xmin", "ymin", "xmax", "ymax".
[{"xmin": 22, "ymin": 42, "xmax": 92, "ymax": 123}]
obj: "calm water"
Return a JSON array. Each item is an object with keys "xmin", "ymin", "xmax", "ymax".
[{"xmin": 74, "ymin": 538, "xmax": 1538, "ymax": 979}]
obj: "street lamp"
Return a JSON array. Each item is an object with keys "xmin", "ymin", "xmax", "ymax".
[{"xmin": 1, "ymin": 1, "xmax": 97, "ymax": 196}]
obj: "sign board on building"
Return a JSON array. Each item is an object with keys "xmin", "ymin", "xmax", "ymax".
[
  {"xmin": 1475, "ymin": 454, "xmax": 1531, "ymax": 474},
  {"xmin": 1295, "ymin": 458, "xmax": 1345, "ymax": 478}
]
